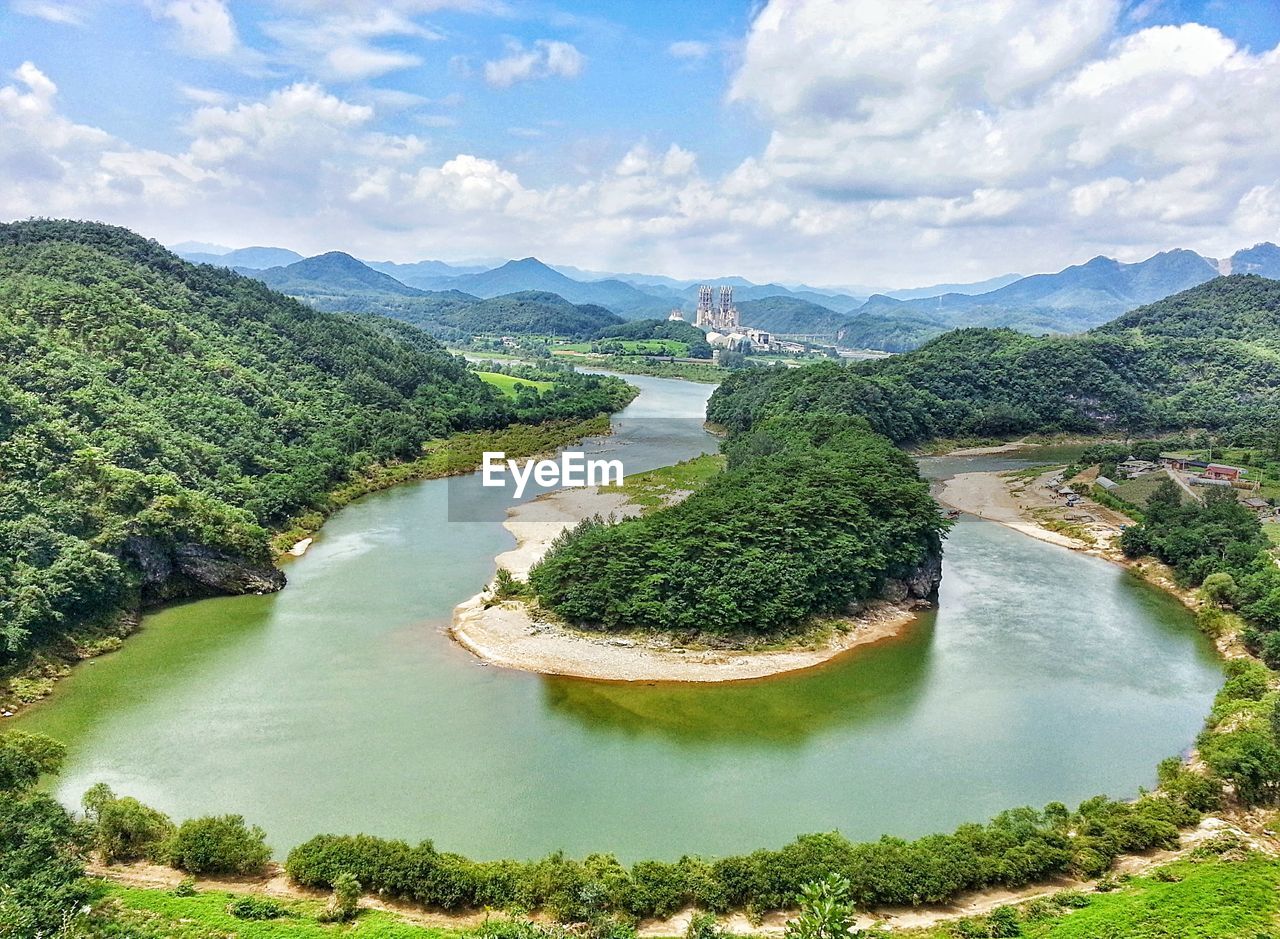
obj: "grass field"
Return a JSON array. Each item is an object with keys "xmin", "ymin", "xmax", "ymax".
[
  {"xmin": 475, "ymin": 371, "xmax": 554, "ymax": 396},
  {"xmin": 92, "ymin": 883, "xmax": 450, "ymax": 938},
  {"xmin": 905, "ymin": 854, "xmax": 1280, "ymax": 938},
  {"xmin": 555, "ymin": 339, "xmax": 689, "ymax": 356},
  {"xmin": 1265, "ymin": 521, "xmax": 1280, "ymax": 547},
  {"xmin": 1112, "ymin": 472, "xmax": 1178, "ymax": 508},
  {"xmin": 603, "ymin": 453, "xmax": 726, "ymax": 512}
]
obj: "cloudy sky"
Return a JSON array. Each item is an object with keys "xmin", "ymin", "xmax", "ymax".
[{"xmin": 3, "ymin": 0, "xmax": 1279, "ymax": 287}]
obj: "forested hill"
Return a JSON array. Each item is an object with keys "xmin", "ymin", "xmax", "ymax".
[
  {"xmin": 734, "ymin": 296, "xmax": 850, "ymax": 336},
  {"xmin": 1096, "ymin": 273, "xmax": 1280, "ymax": 341},
  {"xmin": 708, "ymin": 275, "xmax": 1280, "ymax": 443},
  {"xmin": 240, "ymin": 254, "xmax": 625, "ymax": 341},
  {"xmin": 0, "ymin": 220, "xmax": 629, "ymax": 666}
]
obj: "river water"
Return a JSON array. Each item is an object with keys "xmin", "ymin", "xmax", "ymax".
[{"xmin": 18, "ymin": 374, "xmax": 1221, "ymax": 862}]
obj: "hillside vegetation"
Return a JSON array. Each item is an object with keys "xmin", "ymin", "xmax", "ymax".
[
  {"xmin": 529, "ymin": 415, "xmax": 946, "ymax": 635},
  {"xmin": 244, "ymin": 255, "xmax": 625, "ymax": 340},
  {"xmin": 734, "ymin": 296, "xmax": 851, "ymax": 336},
  {"xmin": 712, "ymin": 275, "xmax": 1280, "ymax": 442},
  {"xmin": 0, "ymin": 220, "xmax": 630, "ymax": 667}
]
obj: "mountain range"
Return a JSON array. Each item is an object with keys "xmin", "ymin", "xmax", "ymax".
[{"xmin": 173, "ymin": 241, "xmax": 1280, "ymax": 351}]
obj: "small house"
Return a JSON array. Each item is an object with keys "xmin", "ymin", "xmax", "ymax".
[
  {"xmin": 1205, "ymin": 463, "xmax": 1244, "ymax": 481},
  {"xmin": 1243, "ymin": 497, "xmax": 1270, "ymax": 512},
  {"xmin": 1160, "ymin": 454, "xmax": 1208, "ymax": 472},
  {"xmin": 1118, "ymin": 459, "xmax": 1156, "ymax": 477}
]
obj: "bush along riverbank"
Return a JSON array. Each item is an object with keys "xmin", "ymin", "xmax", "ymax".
[{"xmin": 10, "ymin": 696, "xmax": 1267, "ymax": 936}]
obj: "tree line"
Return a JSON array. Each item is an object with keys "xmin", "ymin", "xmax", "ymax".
[
  {"xmin": 529, "ymin": 414, "xmax": 947, "ymax": 635},
  {"xmin": 0, "ymin": 220, "xmax": 632, "ymax": 667}
]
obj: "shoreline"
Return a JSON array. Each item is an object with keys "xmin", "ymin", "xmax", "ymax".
[
  {"xmin": 448, "ymin": 486, "xmax": 925, "ymax": 683},
  {"xmin": 1, "ymin": 415, "xmax": 625, "ymax": 718},
  {"xmin": 934, "ymin": 461, "xmax": 1249, "ymax": 660}
]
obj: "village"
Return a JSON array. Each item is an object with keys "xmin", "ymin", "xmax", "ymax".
[
  {"xmin": 1071, "ymin": 453, "xmax": 1276, "ymax": 518},
  {"xmin": 1019, "ymin": 449, "xmax": 1279, "ymax": 553}
]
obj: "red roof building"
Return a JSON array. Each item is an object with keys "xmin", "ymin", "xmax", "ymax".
[{"xmin": 1205, "ymin": 464, "xmax": 1243, "ymax": 481}]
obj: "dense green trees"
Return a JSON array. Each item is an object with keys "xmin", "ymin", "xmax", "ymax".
[
  {"xmin": 1119, "ymin": 483, "xmax": 1280, "ymax": 670},
  {"xmin": 82, "ymin": 783, "xmax": 175, "ymax": 864},
  {"xmin": 282, "ymin": 793, "xmax": 1198, "ymax": 920},
  {"xmin": 709, "ymin": 276, "xmax": 1280, "ymax": 443},
  {"xmin": 529, "ymin": 416, "xmax": 946, "ymax": 635},
  {"xmin": 0, "ymin": 733, "xmax": 88, "ymax": 936},
  {"xmin": 591, "ymin": 318, "xmax": 706, "ymax": 345},
  {"xmin": 0, "ymin": 220, "xmax": 631, "ymax": 666}
]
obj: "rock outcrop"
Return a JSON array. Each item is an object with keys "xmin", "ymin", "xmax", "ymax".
[
  {"xmin": 879, "ymin": 544, "xmax": 943, "ymax": 603},
  {"xmin": 123, "ymin": 537, "xmax": 286, "ymax": 606}
]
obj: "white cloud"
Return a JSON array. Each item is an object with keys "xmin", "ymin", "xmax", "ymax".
[
  {"xmin": 179, "ymin": 84, "xmax": 230, "ymax": 105},
  {"xmin": 715, "ymin": 0, "xmax": 1280, "ymax": 275},
  {"xmin": 260, "ymin": 8, "xmax": 439, "ymax": 80},
  {"xmin": 668, "ymin": 40, "xmax": 710, "ymax": 60},
  {"xmin": 0, "ymin": 62, "xmax": 213, "ymax": 217},
  {"xmin": 154, "ymin": 0, "xmax": 239, "ymax": 58},
  {"xmin": 5, "ymin": 0, "xmax": 1280, "ymax": 285},
  {"xmin": 11, "ymin": 0, "xmax": 84, "ymax": 25},
  {"xmin": 483, "ymin": 39, "xmax": 584, "ymax": 87},
  {"xmin": 184, "ymin": 82, "xmax": 376, "ymax": 165}
]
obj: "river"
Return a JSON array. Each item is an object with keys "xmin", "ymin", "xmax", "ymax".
[{"xmin": 17, "ymin": 374, "xmax": 1222, "ymax": 862}]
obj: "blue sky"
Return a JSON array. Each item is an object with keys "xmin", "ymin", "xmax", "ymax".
[{"xmin": 2, "ymin": 0, "xmax": 1279, "ymax": 285}]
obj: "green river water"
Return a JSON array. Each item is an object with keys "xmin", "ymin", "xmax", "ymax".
[{"xmin": 17, "ymin": 374, "xmax": 1222, "ymax": 862}]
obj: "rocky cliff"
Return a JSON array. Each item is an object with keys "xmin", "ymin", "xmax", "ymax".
[
  {"xmin": 879, "ymin": 543, "xmax": 944, "ymax": 604},
  {"xmin": 123, "ymin": 537, "xmax": 286, "ymax": 606}
]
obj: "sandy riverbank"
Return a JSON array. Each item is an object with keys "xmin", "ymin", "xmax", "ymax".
[
  {"xmin": 449, "ymin": 486, "xmax": 923, "ymax": 683},
  {"xmin": 936, "ymin": 471, "xmax": 1084, "ymax": 550}
]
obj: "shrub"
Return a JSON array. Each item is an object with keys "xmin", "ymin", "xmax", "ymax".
[
  {"xmin": 493, "ymin": 568, "xmax": 530, "ymax": 599},
  {"xmin": 1220, "ymin": 659, "xmax": 1270, "ymax": 703},
  {"xmin": 227, "ymin": 895, "xmax": 290, "ymax": 920},
  {"xmin": 685, "ymin": 911, "xmax": 725, "ymax": 939},
  {"xmin": 317, "ymin": 871, "xmax": 362, "ymax": 922},
  {"xmin": 784, "ymin": 874, "xmax": 853, "ymax": 939},
  {"xmin": 1155, "ymin": 758, "xmax": 1223, "ymax": 812},
  {"xmin": 82, "ymin": 783, "xmax": 175, "ymax": 863},
  {"xmin": 165, "ymin": 815, "xmax": 271, "ymax": 875},
  {"xmin": 1202, "ymin": 572, "xmax": 1238, "ymax": 606}
]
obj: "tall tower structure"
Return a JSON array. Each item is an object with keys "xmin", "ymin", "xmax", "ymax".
[
  {"xmin": 718, "ymin": 286, "xmax": 737, "ymax": 330},
  {"xmin": 695, "ymin": 284, "xmax": 714, "ymax": 328}
]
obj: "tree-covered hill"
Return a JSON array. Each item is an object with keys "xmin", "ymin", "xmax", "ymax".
[
  {"xmin": 857, "ymin": 248, "xmax": 1222, "ymax": 334},
  {"xmin": 254, "ymin": 251, "xmax": 426, "ymax": 297},
  {"xmin": 441, "ymin": 258, "xmax": 671, "ymax": 317},
  {"xmin": 591, "ymin": 317, "xmax": 706, "ymax": 344},
  {"xmin": 1096, "ymin": 274, "xmax": 1280, "ymax": 342},
  {"xmin": 710, "ymin": 275, "xmax": 1280, "ymax": 442},
  {"xmin": 836, "ymin": 310, "xmax": 948, "ymax": 352},
  {"xmin": 734, "ymin": 296, "xmax": 851, "ymax": 336},
  {"xmin": 336, "ymin": 290, "xmax": 624, "ymax": 340},
  {"xmin": 178, "ymin": 245, "xmax": 304, "ymax": 269},
  {"xmin": 529, "ymin": 415, "xmax": 946, "ymax": 635},
  {"xmin": 0, "ymin": 220, "xmax": 630, "ymax": 665},
  {"xmin": 446, "ymin": 291, "xmax": 623, "ymax": 337},
  {"xmin": 228, "ymin": 253, "xmax": 628, "ymax": 341}
]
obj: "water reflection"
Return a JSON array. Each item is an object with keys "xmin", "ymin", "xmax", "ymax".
[{"xmin": 540, "ymin": 615, "xmax": 937, "ymax": 748}]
